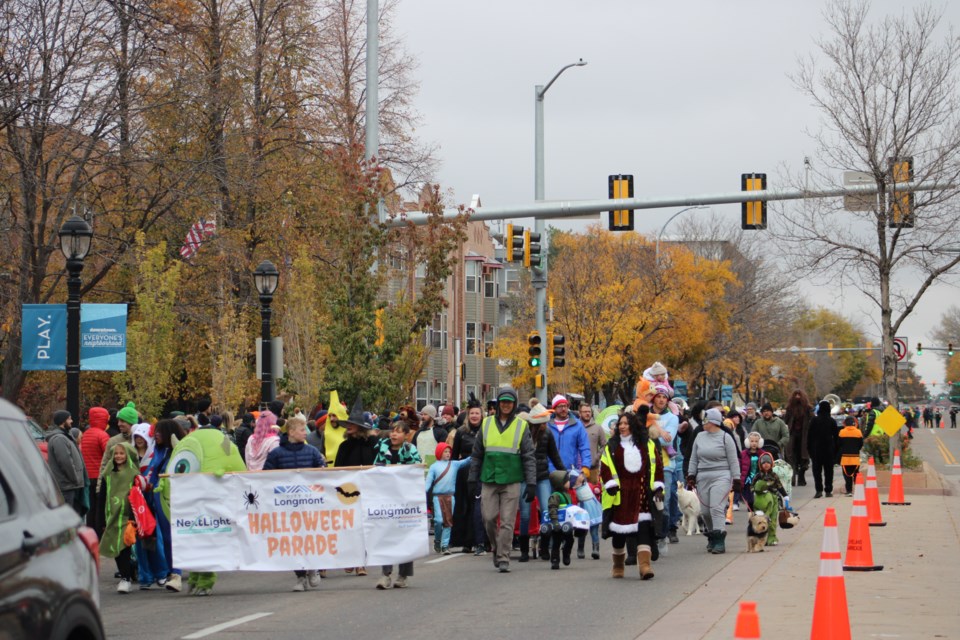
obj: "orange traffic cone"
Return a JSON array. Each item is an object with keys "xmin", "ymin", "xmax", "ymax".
[
  {"xmin": 734, "ymin": 601, "xmax": 761, "ymax": 638},
  {"xmin": 864, "ymin": 457, "xmax": 886, "ymax": 526},
  {"xmin": 843, "ymin": 473, "xmax": 883, "ymax": 571},
  {"xmin": 811, "ymin": 508, "xmax": 851, "ymax": 640},
  {"xmin": 882, "ymin": 449, "xmax": 911, "ymax": 506}
]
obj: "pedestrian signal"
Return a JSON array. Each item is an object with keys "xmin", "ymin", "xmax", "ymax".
[
  {"xmin": 524, "ymin": 230, "xmax": 542, "ymax": 268},
  {"xmin": 889, "ymin": 157, "xmax": 914, "ymax": 229},
  {"xmin": 528, "ymin": 332, "xmax": 542, "ymax": 368},
  {"xmin": 608, "ymin": 174, "xmax": 635, "ymax": 231},
  {"xmin": 505, "ymin": 223, "xmax": 525, "ymax": 263},
  {"xmin": 550, "ymin": 332, "xmax": 566, "ymax": 368},
  {"xmin": 741, "ymin": 173, "xmax": 767, "ymax": 230}
]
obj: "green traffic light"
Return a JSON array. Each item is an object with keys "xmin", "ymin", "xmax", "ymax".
[{"xmin": 529, "ymin": 357, "xmax": 541, "ymax": 367}]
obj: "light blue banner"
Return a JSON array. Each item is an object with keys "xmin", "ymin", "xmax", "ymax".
[
  {"xmin": 81, "ymin": 304, "xmax": 127, "ymax": 371},
  {"xmin": 21, "ymin": 304, "xmax": 67, "ymax": 370},
  {"xmin": 21, "ymin": 303, "xmax": 127, "ymax": 371}
]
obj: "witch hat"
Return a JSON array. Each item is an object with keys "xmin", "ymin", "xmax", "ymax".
[{"xmin": 342, "ymin": 395, "xmax": 372, "ymax": 429}]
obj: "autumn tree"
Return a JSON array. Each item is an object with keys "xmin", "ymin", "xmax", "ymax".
[
  {"xmin": 790, "ymin": 307, "xmax": 872, "ymax": 399},
  {"xmin": 778, "ymin": 1, "xmax": 960, "ymax": 405}
]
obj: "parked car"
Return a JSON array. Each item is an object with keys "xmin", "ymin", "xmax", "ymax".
[
  {"xmin": 24, "ymin": 415, "xmax": 49, "ymax": 460},
  {"xmin": 0, "ymin": 399, "xmax": 105, "ymax": 640}
]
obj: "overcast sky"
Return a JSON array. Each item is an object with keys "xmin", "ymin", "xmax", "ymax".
[{"xmin": 392, "ymin": 0, "xmax": 960, "ymax": 395}]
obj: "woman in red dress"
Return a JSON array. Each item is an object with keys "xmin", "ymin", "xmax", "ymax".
[{"xmin": 600, "ymin": 406, "xmax": 664, "ymax": 580}]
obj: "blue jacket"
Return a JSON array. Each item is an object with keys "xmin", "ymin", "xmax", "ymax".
[
  {"xmin": 263, "ymin": 440, "xmax": 326, "ymax": 470},
  {"xmin": 547, "ymin": 416, "xmax": 591, "ymax": 472}
]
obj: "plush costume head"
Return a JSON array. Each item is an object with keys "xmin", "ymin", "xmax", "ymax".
[{"xmin": 159, "ymin": 428, "xmax": 246, "ymax": 518}]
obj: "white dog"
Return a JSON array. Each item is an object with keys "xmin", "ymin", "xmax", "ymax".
[{"xmin": 676, "ymin": 481, "xmax": 702, "ymax": 536}]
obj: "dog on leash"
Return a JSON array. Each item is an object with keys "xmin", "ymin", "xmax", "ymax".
[
  {"xmin": 676, "ymin": 481, "xmax": 702, "ymax": 536},
  {"xmin": 747, "ymin": 511, "xmax": 770, "ymax": 552}
]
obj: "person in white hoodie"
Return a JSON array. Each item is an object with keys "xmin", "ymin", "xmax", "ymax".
[{"xmin": 245, "ymin": 411, "xmax": 281, "ymax": 471}]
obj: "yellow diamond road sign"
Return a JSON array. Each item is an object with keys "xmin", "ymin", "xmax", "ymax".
[{"xmin": 876, "ymin": 406, "xmax": 906, "ymax": 438}]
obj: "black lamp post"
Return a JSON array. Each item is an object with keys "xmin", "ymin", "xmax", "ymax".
[
  {"xmin": 58, "ymin": 215, "xmax": 93, "ymax": 423},
  {"xmin": 253, "ymin": 260, "xmax": 279, "ymax": 406}
]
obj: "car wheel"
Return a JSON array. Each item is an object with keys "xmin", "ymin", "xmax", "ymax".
[{"xmin": 50, "ymin": 603, "xmax": 105, "ymax": 640}]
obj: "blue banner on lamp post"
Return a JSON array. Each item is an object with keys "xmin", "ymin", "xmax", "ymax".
[
  {"xmin": 81, "ymin": 304, "xmax": 127, "ymax": 371},
  {"xmin": 21, "ymin": 304, "xmax": 67, "ymax": 370},
  {"xmin": 22, "ymin": 304, "xmax": 127, "ymax": 371}
]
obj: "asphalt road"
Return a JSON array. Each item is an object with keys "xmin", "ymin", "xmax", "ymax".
[
  {"xmin": 99, "ymin": 428, "xmax": 960, "ymax": 640},
  {"xmin": 99, "ymin": 482, "xmax": 826, "ymax": 640}
]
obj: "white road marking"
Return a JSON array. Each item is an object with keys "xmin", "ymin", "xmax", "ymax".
[
  {"xmin": 424, "ymin": 554, "xmax": 462, "ymax": 564},
  {"xmin": 182, "ymin": 612, "xmax": 273, "ymax": 639}
]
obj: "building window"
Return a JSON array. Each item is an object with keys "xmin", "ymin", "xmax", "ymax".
[
  {"xmin": 465, "ymin": 260, "xmax": 480, "ymax": 293},
  {"xmin": 483, "ymin": 271, "xmax": 498, "ymax": 298},
  {"xmin": 484, "ymin": 326, "xmax": 496, "ymax": 357},
  {"xmin": 431, "ymin": 382, "xmax": 447, "ymax": 407},
  {"xmin": 415, "ymin": 262, "xmax": 426, "ymax": 279},
  {"xmin": 466, "ymin": 322, "xmax": 478, "ymax": 355},
  {"xmin": 415, "ymin": 380, "xmax": 428, "ymax": 411},
  {"xmin": 466, "ymin": 384, "xmax": 478, "ymax": 401},
  {"xmin": 428, "ymin": 313, "xmax": 448, "ymax": 350},
  {"xmin": 389, "ymin": 249, "xmax": 405, "ymax": 270},
  {"xmin": 504, "ymin": 268, "xmax": 520, "ymax": 294}
]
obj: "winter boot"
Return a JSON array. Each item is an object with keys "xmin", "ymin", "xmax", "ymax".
[
  {"xmin": 577, "ymin": 534, "xmax": 586, "ymax": 559},
  {"xmin": 710, "ymin": 530, "xmax": 726, "ymax": 554},
  {"xmin": 705, "ymin": 530, "xmax": 718, "ymax": 552},
  {"xmin": 637, "ymin": 545, "xmax": 654, "ymax": 580},
  {"xmin": 562, "ymin": 534, "xmax": 574, "ymax": 566},
  {"xmin": 550, "ymin": 533, "xmax": 561, "ymax": 570},
  {"xmin": 591, "ymin": 541, "xmax": 600, "ymax": 560},
  {"xmin": 625, "ymin": 536, "xmax": 638, "ymax": 566},
  {"xmin": 539, "ymin": 536, "xmax": 550, "ymax": 561},
  {"xmin": 611, "ymin": 548, "xmax": 626, "ymax": 579},
  {"xmin": 518, "ymin": 536, "xmax": 530, "ymax": 563}
]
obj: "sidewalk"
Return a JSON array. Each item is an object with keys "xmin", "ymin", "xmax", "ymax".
[{"xmin": 639, "ymin": 476, "xmax": 960, "ymax": 639}]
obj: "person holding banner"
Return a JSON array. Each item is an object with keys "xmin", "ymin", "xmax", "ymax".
[
  {"xmin": 335, "ymin": 398, "xmax": 380, "ymax": 577},
  {"xmin": 262, "ymin": 415, "xmax": 327, "ymax": 592},
  {"xmin": 469, "ymin": 385, "xmax": 537, "ymax": 574},
  {"xmin": 375, "ymin": 421, "xmax": 422, "ymax": 589}
]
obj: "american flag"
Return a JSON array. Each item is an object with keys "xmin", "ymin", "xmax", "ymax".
[{"xmin": 179, "ymin": 219, "xmax": 217, "ymax": 260}]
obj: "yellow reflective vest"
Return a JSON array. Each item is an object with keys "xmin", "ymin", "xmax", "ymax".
[
  {"xmin": 480, "ymin": 415, "xmax": 528, "ymax": 485},
  {"xmin": 599, "ymin": 438, "xmax": 657, "ymax": 510}
]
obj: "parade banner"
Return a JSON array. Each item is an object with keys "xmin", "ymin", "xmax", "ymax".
[
  {"xmin": 21, "ymin": 304, "xmax": 67, "ymax": 370},
  {"xmin": 170, "ymin": 465, "xmax": 429, "ymax": 571}
]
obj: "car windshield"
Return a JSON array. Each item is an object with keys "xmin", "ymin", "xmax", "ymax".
[{"xmin": 4, "ymin": 418, "xmax": 62, "ymax": 507}]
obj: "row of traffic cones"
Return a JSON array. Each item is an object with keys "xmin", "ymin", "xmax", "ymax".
[{"xmin": 733, "ymin": 450, "xmax": 911, "ymax": 638}]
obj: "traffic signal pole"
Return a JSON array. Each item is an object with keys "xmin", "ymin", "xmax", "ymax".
[{"xmin": 534, "ymin": 83, "xmax": 548, "ymax": 404}]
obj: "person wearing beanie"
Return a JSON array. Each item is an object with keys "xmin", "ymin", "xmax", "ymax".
[
  {"xmin": 687, "ymin": 405, "xmax": 741, "ymax": 554},
  {"xmin": 599, "ymin": 407, "xmax": 664, "ymax": 580},
  {"xmin": 546, "ymin": 394, "xmax": 592, "ymax": 480},
  {"xmin": 650, "ymin": 385, "xmax": 681, "ymax": 545},
  {"xmin": 207, "ymin": 414, "xmax": 224, "ymax": 431},
  {"xmin": 744, "ymin": 402, "xmax": 759, "ymax": 431},
  {"xmin": 468, "ymin": 385, "xmax": 537, "ymax": 573},
  {"xmin": 412, "ymin": 404, "xmax": 448, "ymax": 469},
  {"xmin": 439, "ymin": 404, "xmax": 456, "ymax": 426},
  {"xmin": 80, "ymin": 406, "xmax": 110, "ymax": 530},
  {"xmin": 751, "ymin": 403, "xmax": 789, "ymax": 457},
  {"xmin": 46, "ymin": 409, "xmax": 86, "ymax": 515},
  {"xmin": 515, "ymin": 404, "xmax": 565, "ymax": 563},
  {"xmin": 807, "ymin": 401, "xmax": 839, "ymax": 498},
  {"xmin": 425, "ymin": 442, "xmax": 471, "ymax": 555},
  {"xmin": 751, "ymin": 451, "xmax": 787, "ymax": 546}
]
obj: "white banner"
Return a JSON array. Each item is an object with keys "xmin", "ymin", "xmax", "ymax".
[{"xmin": 170, "ymin": 465, "xmax": 428, "ymax": 571}]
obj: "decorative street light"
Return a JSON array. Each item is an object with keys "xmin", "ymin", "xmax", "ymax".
[
  {"xmin": 253, "ymin": 260, "xmax": 280, "ymax": 406},
  {"xmin": 58, "ymin": 215, "xmax": 93, "ymax": 423},
  {"xmin": 533, "ymin": 58, "xmax": 587, "ymax": 404}
]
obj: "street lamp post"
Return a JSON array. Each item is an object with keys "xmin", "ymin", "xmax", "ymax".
[
  {"xmin": 655, "ymin": 206, "xmax": 708, "ymax": 266},
  {"xmin": 534, "ymin": 58, "xmax": 586, "ymax": 403},
  {"xmin": 58, "ymin": 215, "xmax": 93, "ymax": 423},
  {"xmin": 253, "ymin": 260, "xmax": 280, "ymax": 407}
]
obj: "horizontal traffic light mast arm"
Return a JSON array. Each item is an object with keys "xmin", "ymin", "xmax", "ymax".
[
  {"xmin": 387, "ymin": 181, "xmax": 954, "ymax": 227},
  {"xmin": 767, "ymin": 346, "xmax": 883, "ymax": 353}
]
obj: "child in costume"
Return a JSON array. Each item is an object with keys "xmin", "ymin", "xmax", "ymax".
[
  {"xmin": 739, "ymin": 432, "xmax": 764, "ymax": 510},
  {"xmin": 751, "ymin": 451, "xmax": 787, "ymax": 546},
  {"xmin": 543, "ymin": 470, "xmax": 588, "ymax": 570},
  {"xmin": 425, "ymin": 442, "xmax": 471, "ymax": 554},
  {"xmin": 375, "ymin": 422, "xmax": 422, "ymax": 589},
  {"xmin": 574, "ymin": 470, "xmax": 603, "ymax": 559},
  {"xmin": 100, "ymin": 442, "xmax": 140, "ymax": 594}
]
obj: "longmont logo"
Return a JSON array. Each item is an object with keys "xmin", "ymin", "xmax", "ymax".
[{"xmin": 274, "ymin": 484, "xmax": 325, "ymax": 495}]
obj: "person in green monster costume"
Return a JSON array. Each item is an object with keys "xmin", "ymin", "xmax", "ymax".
[
  {"xmin": 101, "ymin": 442, "xmax": 140, "ymax": 593},
  {"xmin": 751, "ymin": 451, "xmax": 787, "ymax": 546},
  {"xmin": 161, "ymin": 428, "xmax": 246, "ymax": 596}
]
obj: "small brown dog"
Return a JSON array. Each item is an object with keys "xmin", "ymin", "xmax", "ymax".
[{"xmin": 747, "ymin": 511, "xmax": 770, "ymax": 552}]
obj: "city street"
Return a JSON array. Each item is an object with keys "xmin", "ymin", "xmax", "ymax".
[{"xmin": 97, "ymin": 428, "xmax": 960, "ymax": 639}]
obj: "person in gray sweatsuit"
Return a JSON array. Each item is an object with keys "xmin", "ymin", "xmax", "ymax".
[
  {"xmin": 45, "ymin": 409, "xmax": 86, "ymax": 515},
  {"xmin": 686, "ymin": 407, "xmax": 741, "ymax": 554}
]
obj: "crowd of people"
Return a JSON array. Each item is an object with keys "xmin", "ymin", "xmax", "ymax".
[{"xmin": 40, "ymin": 364, "xmax": 915, "ymax": 594}]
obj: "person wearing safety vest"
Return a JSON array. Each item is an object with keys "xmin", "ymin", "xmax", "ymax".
[
  {"xmin": 837, "ymin": 415, "xmax": 864, "ymax": 496},
  {"xmin": 599, "ymin": 406, "xmax": 664, "ymax": 580},
  {"xmin": 864, "ymin": 397, "xmax": 886, "ymax": 464},
  {"xmin": 468, "ymin": 386, "xmax": 537, "ymax": 574}
]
